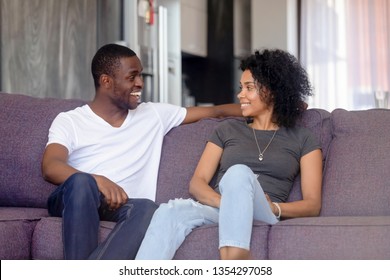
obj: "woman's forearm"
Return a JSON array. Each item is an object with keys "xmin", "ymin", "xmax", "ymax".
[
  {"xmin": 275, "ymin": 199, "xmax": 321, "ymax": 219},
  {"xmin": 189, "ymin": 177, "xmax": 221, "ymax": 208}
]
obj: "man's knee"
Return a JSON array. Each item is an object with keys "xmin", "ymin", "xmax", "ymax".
[
  {"xmin": 66, "ymin": 172, "xmax": 96, "ymax": 187},
  {"xmin": 63, "ymin": 173, "xmax": 99, "ymax": 203},
  {"xmin": 133, "ymin": 199, "xmax": 158, "ymax": 219}
]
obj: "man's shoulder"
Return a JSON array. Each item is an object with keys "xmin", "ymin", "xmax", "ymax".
[
  {"xmin": 139, "ymin": 101, "xmax": 182, "ymax": 110},
  {"xmin": 51, "ymin": 105, "xmax": 90, "ymax": 127},
  {"xmin": 56, "ymin": 104, "xmax": 89, "ymax": 118},
  {"xmin": 134, "ymin": 102, "xmax": 184, "ymax": 117}
]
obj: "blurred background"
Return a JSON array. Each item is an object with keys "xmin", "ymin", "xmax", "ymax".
[{"xmin": 1, "ymin": 0, "xmax": 389, "ymax": 111}]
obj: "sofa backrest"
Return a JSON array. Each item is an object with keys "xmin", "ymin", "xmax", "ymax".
[
  {"xmin": 0, "ymin": 92, "xmax": 333, "ymax": 210},
  {"xmin": 320, "ymin": 108, "xmax": 390, "ymax": 216},
  {"xmin": 0, "ymin": 93, "xmax": 85, "ymax": 208},
  {"xmin": 156, "ymin": 108, "xmax": 333, "ymax": 204},
  {"xmin": 155, "ymin": 117, "xmax": 232, "ymax": 204}
]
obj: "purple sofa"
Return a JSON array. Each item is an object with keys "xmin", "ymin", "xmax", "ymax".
[{"xmin": 1, "ymin": 92, "xmax": 390, "ymax": 260}]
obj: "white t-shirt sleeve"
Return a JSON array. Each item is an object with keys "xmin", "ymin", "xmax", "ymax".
[
  {"xmin": 46, "ymin": 112, "xmax": 76, "ymax": 153},
  {"xmin": 151, "ymin": 103, "xmax": 187, "ymax": 135}
]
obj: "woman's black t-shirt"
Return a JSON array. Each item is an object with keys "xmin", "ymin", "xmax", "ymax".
[{"xmin": 208, "ymin": 119, "xmax": 321, "ymax": 202}]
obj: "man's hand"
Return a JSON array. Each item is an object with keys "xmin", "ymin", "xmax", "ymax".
[{"xmin": 93, "ymin": 175, "xmax": 128, "ymax": 210}]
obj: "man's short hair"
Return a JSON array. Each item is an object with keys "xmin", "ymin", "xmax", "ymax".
[{"xmin": 91, "ymin": 44, "xmax": 137, "ymax": 89}]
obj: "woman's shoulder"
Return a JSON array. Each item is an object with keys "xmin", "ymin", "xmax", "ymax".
[
  {"xmin": 216, "ymin": 118, "xmax": 248, "ymax": 131},
  {"xmin": 209, "ymin": 118, "xmax": 248, "ymax": 144},
  {"xmin": 281, "ymin": 125, "xmax": 320, "ymax": 148},
  {"xmin": 282, "ymin": 125, "xmax": 314, "ymax": 136}
]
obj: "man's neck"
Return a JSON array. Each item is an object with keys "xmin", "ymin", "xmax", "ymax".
[{"xmin": 89, "ymin": 99, "xmax": 128, "ymax": 128}]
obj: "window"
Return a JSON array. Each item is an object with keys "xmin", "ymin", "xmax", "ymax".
[{"xmin": 300, "ymin": 0, "xmax": 390, "ymax": 111}]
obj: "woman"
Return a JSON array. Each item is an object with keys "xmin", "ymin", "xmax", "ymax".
[{"xmin": 136, "ymin": 49, "xmax": 323, "ymax": 260}]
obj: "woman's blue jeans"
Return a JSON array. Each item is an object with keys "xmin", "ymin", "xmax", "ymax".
[
  {"xmin": 47, "ymin": 173, "xmax": 158, "ymax": 260},
  {"xmin": 135, "ymin": 164, "xmax": 279, "ymax": 260}
]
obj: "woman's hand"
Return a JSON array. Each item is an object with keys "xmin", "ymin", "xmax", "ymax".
[
  {"xmin": 189, "ymin": 142, "xmax": 223, "ymax": 208},
  {"xmin": 265, "ymin": 194, "xmax": 277, "ymax": 216}
]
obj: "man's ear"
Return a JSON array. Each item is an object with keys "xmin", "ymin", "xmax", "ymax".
[{"xmin": 99, "ymin": 74, "xmax": 112, "ymax": 89}]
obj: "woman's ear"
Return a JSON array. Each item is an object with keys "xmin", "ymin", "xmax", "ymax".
[{"xmin": 259, "ymin": 86, "xmax": 273, "ymax": 104}]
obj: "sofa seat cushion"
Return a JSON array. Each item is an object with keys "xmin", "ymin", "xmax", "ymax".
[
  {"xmin": 173, "ymin": 221, "xmax": 270, "ymax": 260},
  {"xmin": 0, "ymin": 206, "xmax": 49, "ymax": 220},
  {"xmin": 0, "ymin": 207, "xmax": 49, "ymax": 259},
  {"xmin": 268, "ymin": 216, "xmax": 390, "ymax": 259},
  {"xmin": 31, "ymin": 217, "xmax": 116, "ymax": 259}
]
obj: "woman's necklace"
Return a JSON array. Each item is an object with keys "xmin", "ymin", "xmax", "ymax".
[{"xmin": 252, "ymin": 127, "xmax": 277, "ymax": 161}]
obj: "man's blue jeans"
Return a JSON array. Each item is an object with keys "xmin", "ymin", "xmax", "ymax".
[{"xmin": 47, "ymin": 173, "xmax": 158, "ymax": 260}]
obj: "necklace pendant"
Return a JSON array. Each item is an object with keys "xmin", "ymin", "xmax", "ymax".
[{"xmin": 252, "ymin": 127, "xmax": 277, "ymax": 163}]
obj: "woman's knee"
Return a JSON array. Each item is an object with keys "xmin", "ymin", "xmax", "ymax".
[
  {"xmin": 226, "ymin": 164, "xmax": 252, "ymax": 173},
  {"xmin": 226, "ymin": 164, "xmax": 252, "ymax": 177},
  {"xmin": 219, "ymin": 164, "xmax": 255, "ymax": 193}
]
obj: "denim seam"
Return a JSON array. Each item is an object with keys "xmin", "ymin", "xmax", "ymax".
[{"xmin": 95, "ymin": 203, "xmax": 134, "ymax": 259}]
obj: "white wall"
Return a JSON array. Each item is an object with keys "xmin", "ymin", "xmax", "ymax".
[
  {"xmin": 251, "ymin": 0, "xmax": 298, "ymax": 56},
  {"xmin": 234, "ymin": 0, "xmax": 251, "ymax": 58}
]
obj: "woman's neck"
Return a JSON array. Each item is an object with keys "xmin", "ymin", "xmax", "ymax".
[{"xmin": 250, "ymin": 116, "xmax": 278, "ymax": 130}]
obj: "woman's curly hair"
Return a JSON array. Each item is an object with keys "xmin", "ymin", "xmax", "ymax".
[{"xmin": 240, "ymin": 49, "xmax": 313, "ymax": 128}]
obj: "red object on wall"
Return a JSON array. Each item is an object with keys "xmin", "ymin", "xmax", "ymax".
[{"xmin": 148, "ymin": 0, "xmax": 154, "ymax": 25}]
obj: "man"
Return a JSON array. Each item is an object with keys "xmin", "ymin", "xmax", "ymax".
[{"xmin": 41, "ymin": 43, "xmax": 241, "ymax": 259}]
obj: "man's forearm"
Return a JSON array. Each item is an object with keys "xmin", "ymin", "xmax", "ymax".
[
  {"xmin": 42, "ymin": 160, "xmax": 79, "ymax": 185},
  {"xmin": 213, "ymin": 103, "xmax": 242, "ymax": 118}
]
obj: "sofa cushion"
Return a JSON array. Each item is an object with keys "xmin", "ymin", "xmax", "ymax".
[
  {"xmin": 31, "ymin": 217, "xmax": 116, "ymax": 259},
  {"xmin": 321, "ymin": 109, "xmax": 390, "ymax": 216},
  {"xmin": 156, "ymin": 117, "xmax": 239, "ymax": 204},
  {"xmin": 0, "ymin": 220, "xmax": 36, "ymax": 259},
  {"xmin": 0, "ymin": 93, "xmax": 85, "ymax": 208},
  {"xmin": 268, "ymin": 216, "xmax": 390, "ymax": 259},
  {"xmin": 0, "ymin": 207, "xmax": 49, "ymax": 259},
  {"xmin": 0, "ymin": 206, "xmax": 49, "ymax": 220}
]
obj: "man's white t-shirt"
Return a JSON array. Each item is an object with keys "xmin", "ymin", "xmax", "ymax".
[{"xmin": 47, "ymin": 102, "xmax": 186, "ymax": 201}]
